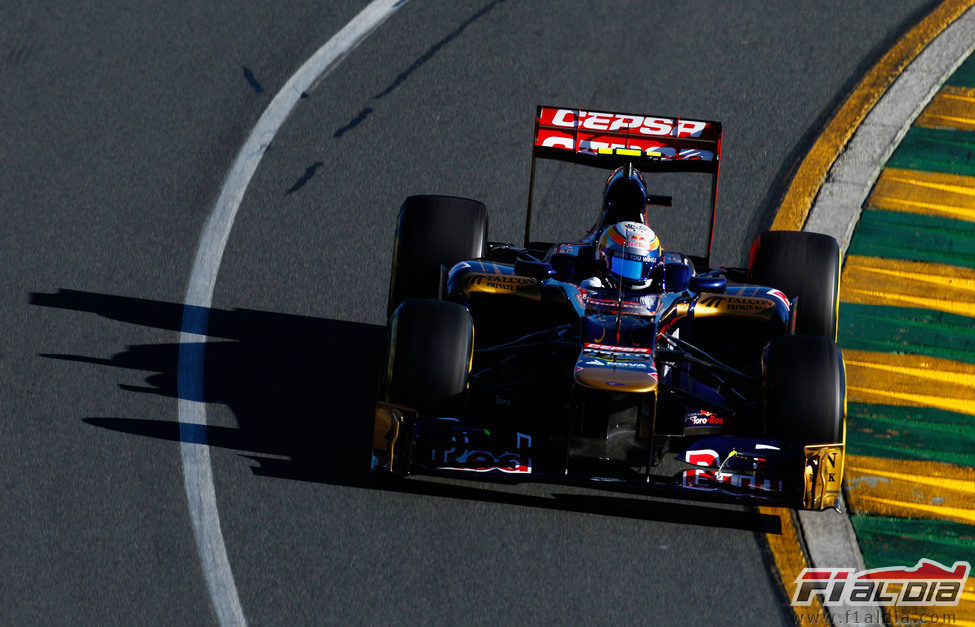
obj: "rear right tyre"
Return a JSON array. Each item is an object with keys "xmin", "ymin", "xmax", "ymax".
[{"xmin": 748, "ymin": 231, "xmax": 840, "ymax": 339}]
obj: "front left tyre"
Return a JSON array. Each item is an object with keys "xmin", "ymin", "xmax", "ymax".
[{"xmin": 383, "ymin": 298, "xmax": 474, "ymax": 413}]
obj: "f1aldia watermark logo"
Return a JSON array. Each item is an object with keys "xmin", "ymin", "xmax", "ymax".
[{"xmin": 792, "ymin": 559, "xmax": 970, "ymax": 607}]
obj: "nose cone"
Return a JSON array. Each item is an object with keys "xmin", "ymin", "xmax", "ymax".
[
  {"xmin": 574, "ymin": 365, "xmax": 659, "ymax": 393},
  {"xmin": 574, "ymin": 343, "xmax": 658, "ymax": 393}
]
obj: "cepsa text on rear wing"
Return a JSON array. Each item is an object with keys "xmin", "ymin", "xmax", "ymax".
[{"xmin": 526, "ymin": 106, "xmax": 723, "ymax": 265}]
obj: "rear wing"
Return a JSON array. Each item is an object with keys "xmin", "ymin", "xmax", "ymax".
[{"xmin": 526, "ymin": 106, "xmax": 723, "ymax": 267}]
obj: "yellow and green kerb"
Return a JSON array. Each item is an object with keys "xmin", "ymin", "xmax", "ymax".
[{"xmin": 840, "ymin": 52, "xmax": 975, "ymax": 623}]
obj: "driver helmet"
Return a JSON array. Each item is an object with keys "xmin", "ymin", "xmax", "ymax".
[
  {"xmin": 601, "ymin": 164, "xmax": 649, "ymax": 226},
  {"xmin": 597, "ymin": 221, "xmax": 661, "ymax": 286}
]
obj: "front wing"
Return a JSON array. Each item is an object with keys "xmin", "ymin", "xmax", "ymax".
[{"xmin": 374, "ymin": 402, "xmax": 844, "ymax": 511}]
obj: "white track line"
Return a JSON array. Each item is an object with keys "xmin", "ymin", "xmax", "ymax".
[
  {"xmin": 176, "ymin": 1, "xmax": 407, "ymax": 624},
  {"xmin": 798, "ymin": 7, "xmax": 975, "ymax": 627}
]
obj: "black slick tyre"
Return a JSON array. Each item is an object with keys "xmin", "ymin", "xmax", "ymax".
[
  {"xmin": 387, "ymin": 195, "xmax": 488, "ymax": 317},
  {"xmin": 748, "ymin": 231, "xmax": 840, "ymax": 339},
  {"xmin": 384, "ymin": 298, "xmax": 473, "ymax": 412},
  {"xmin": 763, "ymin": 335, "xmax": 845, "ymax": 446}
]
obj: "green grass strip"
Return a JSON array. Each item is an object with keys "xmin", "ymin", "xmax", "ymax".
[
  {"xmin": 846, "ymin": 402, "xmax": 975, "ymax": 467},
  {"xmin": 887, "ymin": 126, "xmax": 975, "ymax": 177},
  {"xmin": 846, "ymin": 208, "xmax": 975, "ymax": 269},
  {"xmin": 839, "ymin": 302, "xmax": 975, "ymax": 363},
  {"xmin": 946, "ymin": 52, "xmax": 975, "ymax": 88},
  {"xmin": 845, "ymin": 54, "xmax": 975, "ymax": 579},
  {"xmin": 850, "ymin": 515, "xmax": 975, "ymax": 569}
]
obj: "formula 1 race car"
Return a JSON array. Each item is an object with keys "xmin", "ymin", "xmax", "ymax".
[{"xmin": 372, "ymin": 106, "xmax": 845, "ymax": 511}]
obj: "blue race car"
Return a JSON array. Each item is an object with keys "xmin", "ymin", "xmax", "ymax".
[{"xmin": 373, "ymin": 106, "xmax": 845, "ymax": 511}]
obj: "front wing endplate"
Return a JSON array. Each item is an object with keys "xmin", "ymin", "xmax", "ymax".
[
  {"xmin": 802, "ymin": 443, "xmax": 845, "ymax": 510},
  {"xmin": 373, "ymin": 402, "xmax": 414, "ymax": 474}
]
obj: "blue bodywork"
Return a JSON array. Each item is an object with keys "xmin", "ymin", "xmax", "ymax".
[{"xmin": 379, "ymin": 241, "xmax": 810, "ymax": 506}]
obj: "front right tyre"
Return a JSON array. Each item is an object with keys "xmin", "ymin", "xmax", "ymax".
[{"xmin": 763, "ymin": 335, "xmax": 845, "ymax": 446}]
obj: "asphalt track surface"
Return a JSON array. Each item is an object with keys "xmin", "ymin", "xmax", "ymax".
[{"xmin": 1, "ymin": 1, "xmax": 939, "ymax": 624}]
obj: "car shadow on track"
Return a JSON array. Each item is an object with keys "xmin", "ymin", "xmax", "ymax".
[
  {"xmin": 368, "ymin": 478, "xmax": 782, "ymax": 533},
  {"xmin": 31, "ymin": 288, "xmax": 381, "ymax": 486},
  {"xmin": 31, "ymin": 288, "xmax": 781, "ymax": 533}
]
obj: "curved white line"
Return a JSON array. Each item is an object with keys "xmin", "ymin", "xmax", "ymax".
[{"xmin": 176, "ymin": 1, "xmax": 408, "ymax": 624}]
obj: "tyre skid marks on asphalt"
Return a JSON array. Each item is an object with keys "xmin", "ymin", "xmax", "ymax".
[{"xmin": 176, "ymin": 1, "xmax": 408, "ymax": 624}]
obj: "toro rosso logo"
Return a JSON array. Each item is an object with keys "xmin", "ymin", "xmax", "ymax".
[{"xmin": 685, "ymin": 410, "xmax": 724, "ymax": 428}]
